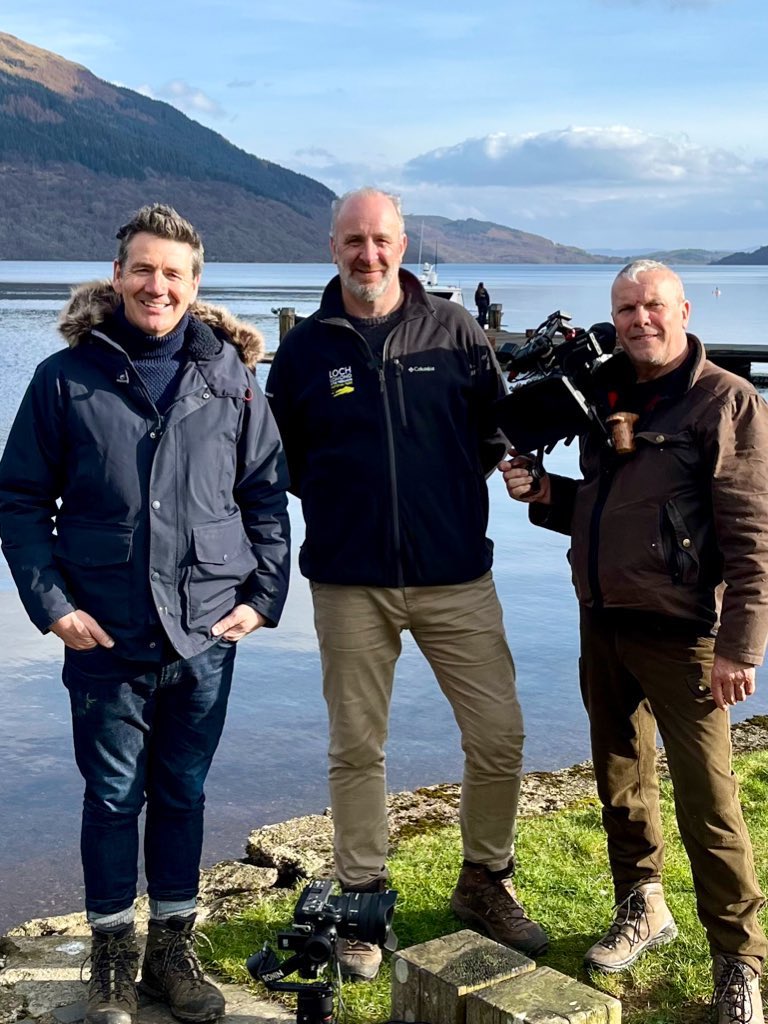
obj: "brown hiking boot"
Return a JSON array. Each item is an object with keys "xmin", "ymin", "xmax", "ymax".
[
  {"xmin": 139, "ymin": 916, "xmax": 225, "ymax": 1022},
  {"xmin": 336, "ymin": 937, "xmax": 383, "ymax": 982},
  {"xmin": 450, "ymin": 861, "xmax": 548, "ymax": 957},
  {"xmin": 83, "ymin": 924, "xmax": 139, "ymax": 1024},
  {"xmin": 584, "ymin": 882, "xmax": 678, "ymax": 973},
  {"xmin": 711, "ymin": 956, "xmax": 764, "ymax": 1024}
]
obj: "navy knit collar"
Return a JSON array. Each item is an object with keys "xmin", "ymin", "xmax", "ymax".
[{"xmin": 111, "ymin": 304, "xmax": 189, "ymax": 359}]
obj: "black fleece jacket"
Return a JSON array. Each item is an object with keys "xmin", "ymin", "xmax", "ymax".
[{"xmin": 266, "ymin": 269, "xmax": 507, "ymax": 588}]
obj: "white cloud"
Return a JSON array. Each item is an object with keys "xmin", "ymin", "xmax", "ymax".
[
  {"xmin": 154, "ymin": 80, "xmax": 226, "ymax": 118},
  {"xmin": 403, "ymin": 126, "xmax": 758, "ymax": 188},
  {"xmin": 281, "ymin": 125, "xmax": 768, "ymax": 249}
]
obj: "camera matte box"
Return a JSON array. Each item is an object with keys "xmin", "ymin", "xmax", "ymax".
[
  {"xmin": 494, "ymin": 376, "xmax": 593, "ymax": 453},
  {"xmin": 391, "ymin": 929, "xmax": 534, "ymax": 1024}
]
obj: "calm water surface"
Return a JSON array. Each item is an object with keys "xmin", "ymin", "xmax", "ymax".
[{"xmin": 1, "ymin": 261, "xmax": 767, "ymax": 932}]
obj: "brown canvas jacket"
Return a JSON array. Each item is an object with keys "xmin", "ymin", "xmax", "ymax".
[{"xmin": 531, "ymin": 336, "xmax": 768, "ymax": 665}]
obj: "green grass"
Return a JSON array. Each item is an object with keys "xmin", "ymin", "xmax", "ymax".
[{"xmin": 202, "ymin": 750, "xmax": 768, "ymax": 1024}]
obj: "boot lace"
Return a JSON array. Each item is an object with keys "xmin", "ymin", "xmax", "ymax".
[
  {"xmin": 489, "ymin": 877, "xmax": 529, "ymax": 924},
  {"xmin": 81, "ymin": 931, "xmax": 137, "ymax": 1003},
  {"xmin": 155, "ymin": 926, "xmax": 212, "ymax": 985},
  {"xmin": 597, "ymin": 888, "xmax": 649, "ymax": 951},
  {"xmin": 711, "ymin": 957, "xmax": 755, "ymax": 1024}
]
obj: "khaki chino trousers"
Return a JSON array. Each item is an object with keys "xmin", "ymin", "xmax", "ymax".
[
  {"xmin": 580, "ymin": 608, "xmax": 767, "ymax": 970},
  {"xmin": 311, "ymin": 572, "xmax": 524, "ymax": 889}
]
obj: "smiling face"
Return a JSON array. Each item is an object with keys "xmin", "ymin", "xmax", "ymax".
[
  {"xmin": 611, "ymin": 269, "xmax": 691, "ymax": 380},
  {"xmin": 113, "ymin": 232, "xmax": 200, "ymax": 336},
  {"xmin": 330, "ymin": 192, "xmax": 407, "ymax": 315}
]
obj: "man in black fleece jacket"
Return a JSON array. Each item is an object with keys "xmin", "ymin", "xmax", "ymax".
[{"xmin": 266, "ymin": 187, "xmax": 545, "ymax": 982}]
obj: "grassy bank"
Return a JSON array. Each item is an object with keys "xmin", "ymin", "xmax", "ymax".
[{"xmin": 203, "ymin": 749, "xmax": 768, "ymax": 1023}]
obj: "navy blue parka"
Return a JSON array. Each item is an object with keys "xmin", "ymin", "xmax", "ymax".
[{"xmin": 0, "ymin": 280, "xmax": 290, "ymax": 660}]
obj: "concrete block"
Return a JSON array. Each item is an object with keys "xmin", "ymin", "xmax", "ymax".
[
  {"xmin": 466, "ymin": 966, "xmax": 621, "ymax": 1023},
  {"xmin": 391, "ymin": 929, "xmax": 535, "ymax": 1024}
]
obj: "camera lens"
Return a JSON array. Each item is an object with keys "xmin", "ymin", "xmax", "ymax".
[{"xmin": 331, "ymin": 890, "xmax": 397, "ymax": 946}]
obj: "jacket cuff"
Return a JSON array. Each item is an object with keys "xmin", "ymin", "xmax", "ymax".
[{"xmin": 528, "ymin": 474, "xmax": 578, "ymax": 536}]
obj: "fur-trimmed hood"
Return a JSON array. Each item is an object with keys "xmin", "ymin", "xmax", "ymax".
[{"xmin": 57, "ymin": 279, "xmax": 265, "ymax": 368}]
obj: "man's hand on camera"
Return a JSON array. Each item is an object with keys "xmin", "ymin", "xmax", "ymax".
[
  {"xmin": 498, "ymin": 452, "xmax": 552, "ymax": 504},
  {"xmin": 50, "ymin": 610, "xmax": 115, "ymax": 650},
  {"xmin": 212, "ymin": 604, "xmax": 266, "ymax": 642}
]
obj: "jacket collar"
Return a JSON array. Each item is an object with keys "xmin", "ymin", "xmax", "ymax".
[
  {"xmin": 57, "ymin": 279, "xmax": 265, "ymax": 368},
  {"xmin": 597, "ymin": 332, "xmax": 706, "ymax": 397}
]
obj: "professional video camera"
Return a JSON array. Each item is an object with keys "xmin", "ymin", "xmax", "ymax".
[
  {"xmin": 494, "ymin": 309, "xmax": 621, "ymax": 455},
  {"xmin": 246, "ymin": 879, "xmax": 397, "ymax": 1024}
]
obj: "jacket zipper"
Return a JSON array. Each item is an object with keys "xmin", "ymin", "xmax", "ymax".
[
  {"xmin": 380, "ymin": 339, "xmax": 404, "ymax": 587},
  {"xmin": 393, "ymin": 359, "xmax": 409, "ymax": 429}
]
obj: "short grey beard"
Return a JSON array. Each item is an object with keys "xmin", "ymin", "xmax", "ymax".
[{"xmin": 338, "ymin": 264, "xmax": 397, "ymax": 303}]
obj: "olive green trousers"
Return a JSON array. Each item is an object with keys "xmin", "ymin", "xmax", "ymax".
[{"xmin": 580, "ymin": 607, "xmax": 766, "ymax": 971}]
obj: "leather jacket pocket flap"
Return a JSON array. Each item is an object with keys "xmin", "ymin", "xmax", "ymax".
[
  {"xmin": 193, "ymin": 519, "xmax": 249, "ymax": 565},
  {"xmin": 55, "ymin": 524, "xmax": 133, "ymax": 566},
  {"xmin": 661, "ymin": 499, "xmax": 700, "ymax": 583}
]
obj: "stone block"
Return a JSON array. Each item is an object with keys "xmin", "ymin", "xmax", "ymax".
[
  {"xmin": 391, "ymin": 929, "xmax": 535, "ymax": 1024},
  {"xmin": 466, "ymin": 966, "xmax": 621, "ymax": 1024}
]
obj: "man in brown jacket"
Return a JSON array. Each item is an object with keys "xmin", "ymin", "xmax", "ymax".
[{"xmin": 501, "ymin": 260, "xmax": 768, "ymax": 1024}]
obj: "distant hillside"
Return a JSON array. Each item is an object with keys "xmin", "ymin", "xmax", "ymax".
[
  {"xmin": 587, "ymin": 248, "xmax": 729, "ymax": 264},
  {"xmin": 714, "ymin": 246, "xmax": 768, "ymax": 265},
  {"xmin": 640, "ymin": 249, "xmax": 731, "ymax": 265},
  {"xmin": 404, "ymin": 216, "xmax": 621, "ymax": 265},
  {"xmin": 0, "ymin": 32, "xmax": 335, "ymax": 261}
]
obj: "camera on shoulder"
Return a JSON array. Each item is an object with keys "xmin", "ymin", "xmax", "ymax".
[{"xmin": 494, "ymin": 310, "xmax": 618, "ymax": 453}]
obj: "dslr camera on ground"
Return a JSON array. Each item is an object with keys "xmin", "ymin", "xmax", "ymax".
[{"xmin": 247, "ymin": 878, "xmax": 397, "ymax": 1024}]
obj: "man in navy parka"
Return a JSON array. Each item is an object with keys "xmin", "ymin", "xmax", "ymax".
[{"xmin": 0, "ymin": 204, "xmax": 289, "ymax": 1024}]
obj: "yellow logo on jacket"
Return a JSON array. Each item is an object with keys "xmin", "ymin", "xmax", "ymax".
[{"xmin": 329, "ymin": 366, "xmax": 354, "ymax": 398}]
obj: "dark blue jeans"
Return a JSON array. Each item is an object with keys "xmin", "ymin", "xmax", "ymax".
[{"xmin": 63, "ymin": 640, "xmax": 236, "ymax": 916}]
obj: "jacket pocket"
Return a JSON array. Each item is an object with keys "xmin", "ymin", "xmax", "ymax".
[
  {"xmin": 186, "ymin": 517, "xmax": 257, "ymax": 627},
  {"xmin": 54, "ymin": 523, "xmax": 134, "ymax": 621},
  {"xmin": 55, "ymin": 523, "xmax": 133, "ymax": 566},
  {"xmin": 660, "ymin": 500, "xmax": 700, "ymax": 585}
]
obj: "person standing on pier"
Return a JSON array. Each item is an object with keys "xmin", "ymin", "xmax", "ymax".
[
  {"xmin": 266, "ymin": 187, "xmax": 546, "ymax": 982},
  {"xmin": 500, "ymin": 260, "xmax": 768, "ymax": 1024},
  {"xmin": 0, "ymin": 204, "xmax": 290, "ymax": 1024},
  {"xmin": 475, "ymin": 281, "xmax": 490, "ymax": 327}
]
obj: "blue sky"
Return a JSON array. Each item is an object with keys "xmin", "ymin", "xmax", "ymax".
[{"xmin": 2, "ymin": 0, "xmax": 767, "ymax": 252}]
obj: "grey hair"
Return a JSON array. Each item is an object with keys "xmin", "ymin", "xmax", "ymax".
[
  {"xmin": 613, "ymin": 259, "xmax": 685, "ymax": 299},
  {"xmin": 330, "ymin": 188, "xmax": 405, "ymax": 239},
  {"xmin": 115, "ymin": 203, "xmax": 204, "ymax": 276}
]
